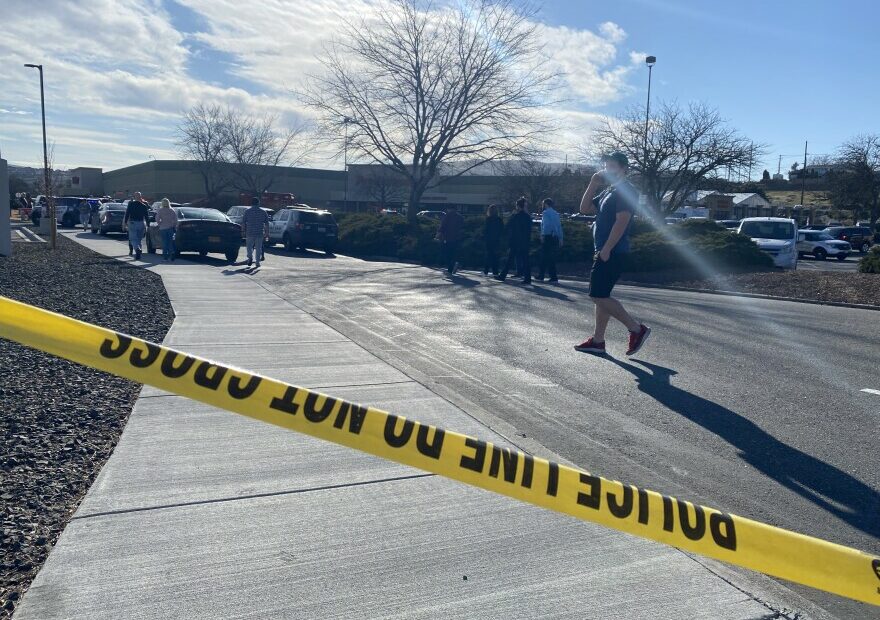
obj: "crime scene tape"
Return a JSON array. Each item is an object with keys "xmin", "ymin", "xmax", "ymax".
[{"xmin": 1, "ymin": 295, "xmax": 878, "ymax": 607}]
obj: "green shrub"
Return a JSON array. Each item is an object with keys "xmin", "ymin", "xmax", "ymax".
[
  {"xmin": 625, "ymin": 229, "xmax": 773, "ymax": 273},
  {"xmin": 858, "ymin": 245, "xmax": 880, "ymax": 274},
  {"xmin": 334, "ymin": 212, "xmax": 771, "ymax": 273}
]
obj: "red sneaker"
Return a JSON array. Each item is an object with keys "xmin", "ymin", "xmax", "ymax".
[
  {"xmin": 574, "ymin": 337, "xmax": 606, "ymax": 354},
  {"xmin": 626, "ymin": 324, "xmax": 651, "ymax": 356}
]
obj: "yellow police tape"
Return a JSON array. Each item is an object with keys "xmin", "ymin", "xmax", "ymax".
[{"xmin": 1, "ymin": 295, "xmax": 878, "ymax": 606}]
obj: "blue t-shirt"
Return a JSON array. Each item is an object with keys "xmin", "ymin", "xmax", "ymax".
[{"xmin": 592, "ymin": 181, "xmax": 637, "ymax": 254}]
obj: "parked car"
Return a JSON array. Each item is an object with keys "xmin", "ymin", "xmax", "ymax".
[
  {"xmin": 804, "ymin": 225, "xmax": 830, "ymax": 231},
  {"xmin": 717, "ymin": 219, "xmax": 741, "ymax": 229},
  {"xmin": 226, "ymin": 205, "xmax": 274, "ymax": 228},
  {"xmin": 569, "ymin": 213, "xmax": 595, "ymax": 223},
  {"xmin": 824, "ymin": 226, "xmax": 874, "ymax": 253},
  {"xmin": 266, "ymin": 206, "xmax": 338, "ymax": 254},
  {"xmin": 146, "ymin": 207, "xmax": 241, "ymax": 263},
  {"xmin": 94, "ymin": 203, "xmax": 128, "ymax": 234},
  {"xmin": 738, "ymin": 217, "xmax": 798, "ymax": 269},
  {"xmin": 796, "ymin": 230, "xmax": 850, "ymax": 261},
  {"xmin": 417, "ymin": 210, "xmax": 445, "ymax": 220}
]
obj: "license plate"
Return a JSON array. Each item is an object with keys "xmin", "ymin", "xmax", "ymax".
[{"xmin": 209, "ymin": 236, "xmax": 221, "ymax": 243}]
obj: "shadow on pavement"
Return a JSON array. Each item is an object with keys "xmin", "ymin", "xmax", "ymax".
[{"xmin": 609, "ymin": 357, "xmax": 880, "ymax": 540}]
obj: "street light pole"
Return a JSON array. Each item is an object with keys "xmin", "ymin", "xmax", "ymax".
[
  {"xmin": 643, "ymin": 56, "xmax": 656, "ymax": 162},
  {"xmin": 24, "ymin": 63, "xmax": 55, "ymax": 249},
  {"xmin": 343, "ymin": 116, "xmax": 352, "ymax": 212},
  {"xmin": 800, "ymin": 140, "xmax": 808, "ymax": 207}
]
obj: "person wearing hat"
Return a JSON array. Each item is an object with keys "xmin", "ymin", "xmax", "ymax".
[{"xmin": 574, "ymin": 151, "xmax": 650, "ymax": 356}]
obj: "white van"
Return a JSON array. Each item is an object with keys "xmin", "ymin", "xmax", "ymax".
[{"xmin": 737, "ymin": 217, "xmax": 798, "ymax": 269}]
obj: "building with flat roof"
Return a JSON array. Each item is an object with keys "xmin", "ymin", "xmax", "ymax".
[{"xmin": 102, "ymin": 160, "xmax": 591, "ymax": 214}]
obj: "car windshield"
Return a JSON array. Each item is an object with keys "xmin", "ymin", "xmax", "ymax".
[
  {"xmin": 740, "ymin": 221, "xmax": 794, "ymax": 240},
  {"xmin": 175, "ymin": 208, "xmax": 228, "ymax": 221}
]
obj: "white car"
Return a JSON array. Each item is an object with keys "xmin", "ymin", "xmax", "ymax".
[
  {"xmin": 738, "ymin": 217, "xmax": 798, "ymax": 269},
  {"xmin": 796, "ymin": 230, "xmax": 851, "ymax": 261}
]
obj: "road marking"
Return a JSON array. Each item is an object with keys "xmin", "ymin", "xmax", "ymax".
[{"xmin": 861, "ymin": 388, "xmax": 880, "ymax": 396}]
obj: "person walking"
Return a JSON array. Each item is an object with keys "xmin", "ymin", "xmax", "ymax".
[
  {"xmin": 155, "ymin": 198, "xmax": 178, "ymax": 262},
  {"xmin": 496, "ymin": 197, "xmax": 532, "ymax": 284},
  {"xmin": 78, "ymin": 199, "xmax": 91, "ymax": 231},
  {"xmin": 574, "ymin": 152, "xmax": 650, "ymax": 356},
  {"xmin": 536, "ymin": 198, "xmax": 562, "ymax": 283},
  {"xmin": 123, "ymin": 191, "xmax": 149, "ymax": 259},
  {"xmin": 242, "ymin": 197, "xmax": 270, "ymax": 268},
  {"xmin": 437, "ymin": 205, "xmax": 464, "ymax": 274},
  {"xmin": 482, "ymin": 204, "xmax": 503, "ymax": 276}
]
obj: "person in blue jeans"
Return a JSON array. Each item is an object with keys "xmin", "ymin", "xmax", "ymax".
[
  {"xmin": 123, "ymin": 192, "xmax": 150, "ymax": 260},
  {"xmin": 155, "ymin": 198, "xmax": 178, "ymax": 261},
  {"xmin": 574, "ymin": 152, "xmax": 650, "ymax": 356}
]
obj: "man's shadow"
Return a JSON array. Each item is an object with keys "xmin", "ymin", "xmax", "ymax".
[{"xmin": 609, "ymin": 357, "xmax": 879, "ymax": 539}]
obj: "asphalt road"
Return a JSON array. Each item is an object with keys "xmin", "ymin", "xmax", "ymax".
[
  {"xmin": 797, "ymin": 254, "xmax": 862, "ymax": 272},
  {"xmin": 65, "ymin": 230, "xmax": 880, "ymax": 618},
  {"xmin": 250, "ymin": 247, "xmax": 879, "ymax": 620}
]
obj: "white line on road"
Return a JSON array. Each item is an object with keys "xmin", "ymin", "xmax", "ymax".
[{"xmin": 861, "ymin": 388, "xmax": 880, "ymax": 396}]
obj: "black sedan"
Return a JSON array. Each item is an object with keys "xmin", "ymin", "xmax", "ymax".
[{"xmin": 146, "ymin": 207, "xmax": 241, "ymax": 263}]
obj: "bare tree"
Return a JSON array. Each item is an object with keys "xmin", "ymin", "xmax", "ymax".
[
  {"xmin": 176, "ymin": 103, "xmax": 230, "ymax": 199},
  {"xmin": 302, "ymin": 0, "xmax": 555, "ymax": 222},
  {"xmin": 586, "ymin": 102, "xmax": 764, "ymax": 214},
  {"xmin": 221, "ymin": 109, "xmax": 308, "ymax": 196},
  {"xmin": 352, "ymin": 165, "xmax": 407, "ymax": 210},
  {"xmin": 827, "ymin": 134, "xmax": 880, "ymax": 225}
]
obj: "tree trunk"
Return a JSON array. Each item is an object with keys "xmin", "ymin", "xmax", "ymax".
[{"xmin": 407, "ymin": 184, "xmax": 425, "ymax": 224}]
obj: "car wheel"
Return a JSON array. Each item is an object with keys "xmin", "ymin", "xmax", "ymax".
[
  {"xmin": 836, "ymin": 253, "xmax": 848, "ymax": 261},
  {"xmin": 99, "ymin": 227, "xmax": 107, "ymax": 236},
  {"xmin": 283, "ymin": 234, "xmax": 294, "ymax": 252},
  {"xmin": 860, "ymin": 242, "xmax": 870, "ymax": 253},
  {"xmin": 814, "ymin": 247, "xmax": 827, "ymax": 261},
  {"xmin": 225, "ymin": 246, "xmax": 240, "ymax": 264}
]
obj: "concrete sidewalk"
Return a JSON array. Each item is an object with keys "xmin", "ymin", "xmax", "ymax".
[{"xmin": 17, "ymin": 232, "xmax": 784, "ymax": 619}]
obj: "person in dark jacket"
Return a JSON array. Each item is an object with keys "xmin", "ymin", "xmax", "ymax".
[
  {"xmin": 496, "ymin": 197, "xmax": 532, "ymax": 284},
  {"xmin": 123, "ymin": 192, "xmax": 150, "ymax": 260},
  {"xmin": 438, "ymin": 205, "xmax": 465, "ymax": 274},
  {"xmin": 482, "ymin": 204, "xmax": 503, "ymax": 276}
]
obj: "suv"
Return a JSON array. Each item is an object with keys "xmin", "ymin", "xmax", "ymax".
[
  {"xmin": 796, "ymin": 230, "xmax": 850, "ymax": 261},
  {"xmin": 825, "ymin": 226, "xmax": 873, "ymax": 253},
  {"xmin": 738, "ymin": 217, "xmax": 798, "ymax": 269},
  {"xmin": 266, "ymin": 206, "xmax": 338, "ymax": 254}
]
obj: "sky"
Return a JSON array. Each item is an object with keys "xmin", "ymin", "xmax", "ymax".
[{"xmin": 1, "ymin": 0, "xmax": 877, "ymax": 178}]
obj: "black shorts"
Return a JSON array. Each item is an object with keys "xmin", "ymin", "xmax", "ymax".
[{"xmin": 589, "ymin": 253, "xmax": 624, "ymax": 298}]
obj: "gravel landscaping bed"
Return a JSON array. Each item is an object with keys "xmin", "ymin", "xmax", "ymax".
[
  {"xmin": 661, "ymin": 270, "xmax": 880, "ymax": 307},
  {"xmin": 0, "ymin": 236, "xmax": 173, "ymax": 618}
]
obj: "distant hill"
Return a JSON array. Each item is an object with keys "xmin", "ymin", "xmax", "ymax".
[{"xmin": 766, "ymin": 190, "xmax": 832, "ymax": 207}]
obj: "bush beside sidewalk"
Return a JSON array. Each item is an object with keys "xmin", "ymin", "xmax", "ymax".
[{"xmin": 0, "ymin": 238, "xmax": 173, "ymax": 618}]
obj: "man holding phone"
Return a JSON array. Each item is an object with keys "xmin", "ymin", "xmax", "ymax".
[{"xmin": 574, "ymin": 152, "xmax": 650, "ymax": 356}]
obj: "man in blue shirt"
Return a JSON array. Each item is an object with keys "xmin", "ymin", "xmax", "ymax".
[
  {"xmin": 536, "ymin": 198, "xmax": 562, "ymax": 282},
  {"xmin": 574, "ymin": 152, "xmax": 650, "ymax": 356}
]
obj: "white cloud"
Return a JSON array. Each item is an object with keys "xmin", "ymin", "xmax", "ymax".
[{"xmin": 0, "ymin": 0, "xmax": 642, "ymax": 171}]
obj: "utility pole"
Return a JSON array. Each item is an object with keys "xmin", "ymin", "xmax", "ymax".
[
  {"xmin": 777, "ymin": 154, "xmax": 783, "ymax": 175},
  {"xmin": 800, "ymin": 141, "xmax": 808, "ymax": 206}
]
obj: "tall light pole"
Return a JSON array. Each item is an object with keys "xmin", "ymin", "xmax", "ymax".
[
  {"xmin": 343, "ymin": 116, "xmax": 352, "ymax": 212},
  {"xmin": 643, "ymin": 56, "xmax": 656, "ymax": 162},
  {"xmin": 24, "ymin": 63, "xmax": 55, "ymax": 249},
  {"xmin": 800, "ymin": 140, "xmax": 808, "ymax": 207}
]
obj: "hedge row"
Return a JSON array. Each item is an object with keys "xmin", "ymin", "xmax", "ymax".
[{"xmin": 334, "ymin": 214, "xmax": 773, "ymax": 273}]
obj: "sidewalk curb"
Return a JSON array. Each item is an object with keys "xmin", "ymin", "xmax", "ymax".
[{"xmin": 619, "ymin": 280, "xmax": 880, "ymax": 312}]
